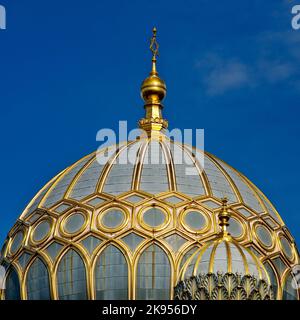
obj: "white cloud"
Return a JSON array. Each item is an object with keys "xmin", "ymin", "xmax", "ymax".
[
  {"xmin": 204, "ymin": 61, "xmax": 251, "ymax": 95},
  {"xmin": 196, "ymin": 30, "xmax": 300, "ymax": 95}
]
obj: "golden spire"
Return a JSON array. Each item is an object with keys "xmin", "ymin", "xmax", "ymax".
[
  {"xmin": 150, "ymin": 27, "xmax": 159, "ymax": 75},
  {"xmin": 139, "ymin": 27, "xmax": 168, "ymax": 134},
  {"xmin": 218, "ymin": 197, "xmax": 231, "ymax": 237}
]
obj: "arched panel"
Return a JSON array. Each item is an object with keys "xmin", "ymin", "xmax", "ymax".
[
  {"xmin": 26, "ymin": 258, "xmax": 51, "ymax": 300},
  {"xmin": 263, "ymin": 261, "xmax": 279, "ymax": 299},
  {"xmin": 57, "ymin": 249, "xmax": 87, "ymax": 300},
  {"xmin": 95, "ymin": 245, "xmax": 128, "ymax": 300},
  {"xmin": 136, "ymin": 244, "xmax": 171, "ymax": 300},
  {"xmin": 5, "ymin": 267, "xmax": 20, "ymax": 300},
  {"xmin": 283, "ymin": 271, "xmax": 299, "ymax": 300}
]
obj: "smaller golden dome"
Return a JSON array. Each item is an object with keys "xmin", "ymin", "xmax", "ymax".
[
  {"xmin": 178, "ymin": 236, "xmax": 270, "ymax": 282},
  {"xmin": 175, "ymin": 198, "xmax": 274, "ymax": 300}
]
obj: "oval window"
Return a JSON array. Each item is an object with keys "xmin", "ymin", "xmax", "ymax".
[
  {"xmin": 100, "ymin": 208, "xmax": 126, "ymax": 230},
  {"xmin": 10, "ymin": 231, "xmax": 24, "ymax": 255},
  {"xmin": 64, "ymin": 213, "xmax": 86, "ymax": 234},
  {"xmin": 183, "ymin": 210, "xmax": 207, "ymax": 232},
  {"xmin": 142, "ymin": 207, "xmax": 166, "ymax": 228},
  {"xmin": 255, "ymin": 224, "xmax": 273, "ymax": 248},
  {"xmin": 32, "ymin": 220, "xmax": 51, "ymax": 243}
]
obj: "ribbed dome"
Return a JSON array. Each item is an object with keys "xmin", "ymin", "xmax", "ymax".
[
  {"xmin": 1, "ymin": 135, "xmax": 299, "ymax": 300},
  {"xmin": 0, "ymin": 28, "xmax": 299, "ymax": 301},
  {"xmin": 18, "ymin": 137, "xmax": 284, "ymax": 224},
  {"xmin": 174, "ymin": 231, "xmax": 276, "ymax": 300},
  {"xmin": 179, "ymin": 236, "xmax": 269, "ymax": 282}
]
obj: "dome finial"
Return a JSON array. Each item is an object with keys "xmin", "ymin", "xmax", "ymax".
[
  {"xmin": 150, "ymin": 27, "xmax": 159, "ymax": 75},
  {"xmin": 139, "ymin": 27, "xmax": 168, "ymax": 135},
  {"xmin": 218, "ymin": 197, "xmax": 231, "ymax": 237}
]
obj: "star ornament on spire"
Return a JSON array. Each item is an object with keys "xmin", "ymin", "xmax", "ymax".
[{"xmin": 150, "ymin": 27, "xmax": 159, "ymax": 61}]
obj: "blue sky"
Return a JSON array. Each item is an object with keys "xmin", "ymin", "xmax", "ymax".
[{"xmin": 0, "ymin": 0, "xmax": 299, "ymax": 245}]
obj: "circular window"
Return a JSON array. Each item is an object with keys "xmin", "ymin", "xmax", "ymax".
[
  {"xmin": 255, "ymin": 224, "xmax": 273, "ymax": 249},
  {"xmin": 280, "ymin": 236, "xmax": 294, "ymax": 261},
  {"xmin": 142, "ymin": 207, "xmax": 167, "ymax": 229},
  {"xmin": 183, "ymin": 210, "xmax": 207, "ymax": 232},
  {"xmin": 227, "ymin": 217, "xmax": 243, "ymax": 238},
  {"xmin": 64, "ymin": 212, "xmax": 86, "ymax": 235},
  {"xmin": 10, "ymin": 231, "xmax": 24, "ymax": 255},
  {"xmin": 32, "ymin": 220, "xmax": 51, "ymax": 243},
  {"xmin": 100, "ymin": 208, "xmax": 126, "ymax": 230}
]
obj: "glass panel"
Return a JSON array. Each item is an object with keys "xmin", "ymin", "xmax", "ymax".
[
  {"xmin": 101, "ymin": 209, "xmax": 125, "ymax": 229},
  {"xmin": 26, "ymin": 258, "xmax": 51, "ymax": 300},
  {"xmin": 184, "ymin": 211, "xmax": 206, "ymax": 231},
  {"xmin": 24, "ymin": 182, "xmax": 54, "ymax": 218},
  {"xmin": 5, "ymin": 267, "xmax": 21, "ymax": 300},
  {"xmin": 179, "ymin": 247, "xmax": 199, "ymax": 271},
  {"xmin": 64, "ymin": 213, "xmax": 85, "ymax": 234},
  {"xmin": 201, "ymin": 200, "xmax": 220, "ymax": 209},
  {"xmin": 280, "ymin": 237, "xmax": 293, "ymax": 261},
  {"xmin": 227, "ymin": 217, "xmax": 243, "ymax": 238},
  {"xmin": 203, "ymin": 155, "xmax": 237, "ymax": 202},
  {"xmin": 57, "ymin": 249, "xmax": 87, "ymax": 300},
  {"xmin": 81, "ymin": 236, "xmax": 102, "ymax": 255},
  {"xmin": 54, "ymin": 203, "xmax": 72, "ymax": 214},
  {"xmin": 70, "ymin": 142, "xmax": 127, "ymax": 199},
  {"xmin": 170, "ymin": 143, "xmax": 205, "ymax": 197},
  {"xmin": 247, "ymin": 246, "xmax": 262, "ymax": 257},
  {"xmin": 18, "ymin": 252, "xmax": 32, "ymax": 270},
  {"xmin": 70, "ymin": 158, "xmax": 104, "ymax": 200},
  {"xmin": 95, "ymin": 245, "xmax": 128, "ymax": 300},
  {"xmin": 28, "ymin": 213, "xmax": 42, "ymax": 223},
  {"xmin": 120, "ymin": 233, "xmax": 144, "ymax": 252},
  {"xmin": 214, "ymin": 158, "xmax": 263, "ymax": 213},
  {"xmin": 103, "ymin": 142, "xmax": 141, "ymax": 195},
  {"xmin": 164, "ymin": 234, "xmax": 187, "ymax": 252},
  {"xmin": 237, "ymin": 207, "xmax": 252, "ymax": 217},
  {"xmin": 86, "ymin": 197, "xmax": 106, "ymax": 207},
  {"xmin": 272, "ymin": 257, "xmax": 287, "ymax": 277},
  {"xmin": 137, "ymin": 244, "xmax": 171, "ymax": 300},
  {"xmin": 10, "ymin": 231, "xmax": 24, "ymax": 255},
  {"xmin": 140, "ymin": 141, "xmax": 169, "ymax": 194},
  {"xmin": 256, "ymin": 191, "xmax": 281, "ymax": 223},
  {"xmin": 143, "ymin": 208, "xmax": 166, "ymax": 228},
  {"xmin": 33, "ymin": 220, "xmax": 51, "ymax": 242},
  {"xmin": 263, "ymin": 262, "xmax": 278, "ymax": 299},
  {"xmin": 124, "ymin": 195, "xmax": 145, "ymax": 203},
  {"xmin": 163, "ymin": 196, "xmax": 183, "ymax": 204},
  {"xmin": 45, "ymin": 242, "xmax": 64, "ymax": 261},
  {"xmin": 264, "ymin": 217, "xmax": 277, "ymax": 229},
  {"xmin": 256, "ymin": 225, "xmax": 273, "ymax": 247},
  {"xmin": 43, "ymin": 154, "xmax": 94, "ymax": 208},
  {"xmin": 283, "ymin": 272, "xmax": 299, "ymax": 300},
  {"xmin": 212, "ymin": 242, "xmax": 228, "ymax": 274}
]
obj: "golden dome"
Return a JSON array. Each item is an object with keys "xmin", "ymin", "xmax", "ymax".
[
  {"xmin": 0, "ymin": 28, "xmax": 299, "ymax": 301},
  {"xmin": 175, "ymin": 201, "xmax": 274, "ymax": 300}
]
